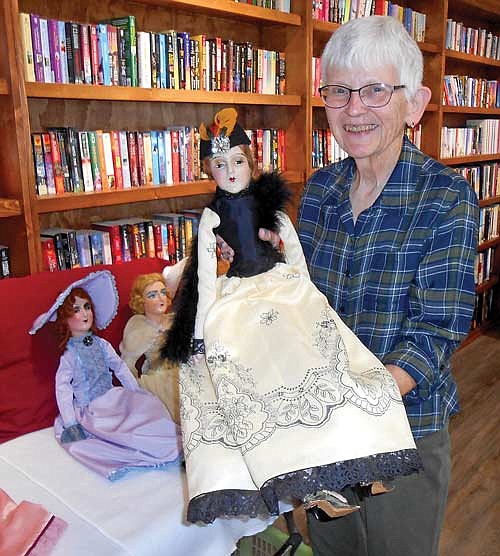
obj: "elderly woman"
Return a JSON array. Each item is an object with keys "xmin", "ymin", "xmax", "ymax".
[
  {"xmin": 120, "ymin": 273, "xmax": 180, "ymax": 423},
  {"xmin": 299, "ymin": 15, "xmax": 478, "ymax": 556}
]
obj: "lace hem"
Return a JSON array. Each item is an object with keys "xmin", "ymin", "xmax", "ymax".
[{"xmin": 187, "ymin": 448, "xmax": 422, "ymax": 524}]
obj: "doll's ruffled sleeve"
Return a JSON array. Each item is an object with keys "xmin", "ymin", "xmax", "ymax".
[
  {"xmin": 278, "ymin": 211, "xmax": 310, "ymax": 278},
  {"xmin": 101, "ymin": 337, "xmax": 142, "ymax": 391},
  {"xmin": 55, "ymin": 351, "xmax": 78, "ymax": 429},
  {"xmin": 194, "ymin": 207, "xmax": 220, "ymax": 343}
]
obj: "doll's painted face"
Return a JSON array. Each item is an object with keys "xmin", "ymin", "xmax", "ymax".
[
  {"xmin": 209, "ymin": 146, "xmax": 251, "ymax": 194},
  {"xmin": 67, "ymin": 295, "xmax": 93, "ymax": 337},
  {"xmin": 143, "ymin": 281, "xmax": 170, "ymax": 320}
]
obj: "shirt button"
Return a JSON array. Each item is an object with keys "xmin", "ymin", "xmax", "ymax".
[
  {"xmin": 339, "ymin": 305, "xmax": 345, "ymax": 313},
  {"xmin": 344, "ymin": 269, "xmax": 351, "ymax": 277}
]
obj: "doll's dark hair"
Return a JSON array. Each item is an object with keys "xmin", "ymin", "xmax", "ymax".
[
  {"xmin": 55, "ymin": 287, "xmax": 98, "ymax": 351},
  {"xmin": 202, "ymin": 145, "xmax": 259, "ymax": 181}
]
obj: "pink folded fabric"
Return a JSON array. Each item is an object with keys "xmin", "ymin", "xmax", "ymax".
[{"xmin": 0, "ymin": 489, "xmax": 67, "ymax": 556}]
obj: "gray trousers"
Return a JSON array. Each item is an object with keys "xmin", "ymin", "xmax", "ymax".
[{"xmin": 306, "ymin": 427, "xmax": 451, "ymax": 556}]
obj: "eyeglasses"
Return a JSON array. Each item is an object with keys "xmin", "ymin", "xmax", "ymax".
[{"xmin": 318, "ymin": 83, "xmax": 406, "ymax": 108}]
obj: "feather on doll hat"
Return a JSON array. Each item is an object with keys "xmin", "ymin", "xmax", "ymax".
[
  {"xmin": 29, "ymin": 270, "xmax": 119, "ymax": 334},
  {"xmin": 199, "ymin": 107, "xmax": 251, "ymax": 161}
]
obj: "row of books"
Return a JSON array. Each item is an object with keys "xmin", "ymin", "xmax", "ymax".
[
  {"xmin": 443, "ymin": 76, "xmax": 500, "ymax": 109},
  {"xmin": 312, "ymin": 129, "xmax": 348, "ymax": 168},
  {"xmin": 404, "ymin": 124, "xmax": 422, "ymax": 150},
  {"xmin": 31, "ymin": 126, "xmax": 286, "ymax": 196},
  {"xmin": 40, "ymin": 212, "xmax": 201, "ymax": 272},
  {"xmin": 0, "ymin": 246, "xmax": 10, "ymax": 279},
  {"xmin": 20, "ymin": 13, "xmax": 286, "ymax": 95},
  {"xmin": 456, "ymin": 162, "xmax": 499, "ymax": 201},
  {"xmin": 445, "ymin": 19, "xmax": 500, "ymax": 61},
  {"xmin": 312, "ymin": 0, "xmax": 426, "ymax": 42},
  {"xmin": 440, "ymin": 119, "xmax": 500, "ymax": 158},
  {"xmin": 234, "ymin": 0, "xmax": 291, "ymax": 11},
  {"xmin": 479, "ymin": 205, "xmax": 500, "ymax": 244},
  {"xmin": 475, "ymin": 247, "xmax": 496, "ymax": 287},
  {"xmin": 471, "ymin": 289, "xmax": 494, "ymax": 329}
]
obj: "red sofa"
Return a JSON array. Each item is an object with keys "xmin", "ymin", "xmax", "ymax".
[{"xmin": 0, "ymin": 257, "xmax": 167, "ymax": 443}]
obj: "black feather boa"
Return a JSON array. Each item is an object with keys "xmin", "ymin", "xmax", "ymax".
[{"xmin": 161, "ymin": 173, "xmax": 291, "ymax": 363}]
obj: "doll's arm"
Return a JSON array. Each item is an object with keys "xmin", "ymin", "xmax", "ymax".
[
  {"xmin": 194, "ymin": 207, "xmax": 220, "ymax": 347},
  {"xmin": 278, "ymin": 211, "xmax": 310, "ymax": 278},
  {"xmin": 102, "ymin": 338, "xmax": 142, "ymax": 391},
  {"xmin": 55, "ymin": 352, "xmax": 78, "ymax": 429}
]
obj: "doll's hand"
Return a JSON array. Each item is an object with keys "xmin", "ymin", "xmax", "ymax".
[
  {"xmin": 259, "ymin": 228, "xmax": 283, "ymax": 252},
  {"xmin": 216, "ymin": 234, "xmax": 234, "ymax": 263},
  {"xmin": 60, "ymin": 423, "xmax": 88, "ymax": 443}
]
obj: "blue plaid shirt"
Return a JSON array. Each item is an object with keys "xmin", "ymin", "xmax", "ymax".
[{"xmin": 298, "ymin": 137, "xmax": 479, "ymax": 439}]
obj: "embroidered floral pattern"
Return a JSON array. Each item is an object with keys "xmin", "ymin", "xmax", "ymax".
[
  {"xmin": 180, "ymin": 308, "xmax": 402, "ymax": 458},
  {"xmin": 260, "ymin": 309, "xmax": 279, "ymax": 326}
]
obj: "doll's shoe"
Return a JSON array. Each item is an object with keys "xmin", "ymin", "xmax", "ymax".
[
  {"xmin": 369, "ymin": 480, "xmax": 395, "ymax": 495},
  {"xmin": 303, "ymin": 490, "xmax": 360, "ymax": 521}
]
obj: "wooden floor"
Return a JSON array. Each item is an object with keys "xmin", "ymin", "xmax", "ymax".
[{"xmin": 440, "ymin": 327, "xmax": 500, "ymax": 556}]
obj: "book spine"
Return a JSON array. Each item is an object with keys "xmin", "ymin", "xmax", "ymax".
[
  {"xmin": 142, "ymin": 131, "xmax": 153, "ymax": 184},
  {"xmin": 70, "ymin": 22, "xmax": 83, "ymax": 84},
  {"xmin": 118, "ymin": 130, "xmax": 131, "ymax": 188},
  {"xmin": 127, "ymin": 132, "xmax": 139, "ymax": 187},
  {"xmin": 117, "ymin": 28, "xmax": 128, "ymax": 86},
  {"xmin": 41, "ymin": 238, "xmax": 58, "ymax": 272},
  {"xmin": 136, "ymin": 131, "xmax": 147, "ymax": 185},
  {"xmin": 101, "ymin": 131, "xmax": 116, "ymax": 189},
  {"xmin": 39, "ymin": 17, "xmax": 53, "ymax": 83},
  {"xmin": 47, "ymin": 19, "xmax": 62, "ymax": 83},
  {"xmin": 75, "ymin": 231, "xmax": 92, "ymax": 267},
  {"xmin": 55, "ymin": 130, "xmax": 72, "ymax": 192},
  {"xmin": 78, "ymin": 131, "xmax": 94, "ymax": 192},
  {"xmin": 64, "ymin": 22, "xmax": 75, "ymax": 83},
  {"xmin": 87, "ymin": 131, "xmax": 103, "ymax": 191},
  {"xmin": 66, "ymin": 127, "xmax": 83, "ymax": 192},
  {"xmin": 89, "ymin": 24, "xmax": 100, "ymax": 85},
  {"xmin": 164, "ymin": 130, "xmax": 173, "ymax": 184},
  {"xmin": 48, "ymin": 131, "xmax": 65, "ymax": 194},
  {"xmin": 41, "ymin": 133, "xmax": 56, "ymax": 195},
  {"xmin": 31, "ymin": 133, "xmax": 48, "ymax": 196},
  {"xmin": 137, "ymin": 31, "xmax": 152, "ymax": 88},
  {"xmin": 57, "ymin": 21, "xmax": 69, "ymax": 84},
  {"xmin": 30, "ymin": 14, "xmax": 44, "ymax": 82},
  {"xmin": 110, "ymin": 130, "xmax": 124, "ymax": 189},
  {"xmin": 170, "ymin": 129, "xmax": 180, "ymax": 183},
  {"xmin": 92, "ymin": 224, "xmax": 123, "ymax": 263},
  {"xmin": 97, "ymin": 24, "xmax": 110, "ymax": 85},
  {"xmin": 150, "ymin": 130, "xmax": 160, "ymax": 185},
  {"xmin": 107, "ymin": 25, "xmax": 119, "ymax": 86},
  {"xmin": 20, "ymin": 13, "xmax": 36, "ymax": 82},
  {"xmin": 79, "ymin": 24, "xmax": 92, "ymax": 85}
]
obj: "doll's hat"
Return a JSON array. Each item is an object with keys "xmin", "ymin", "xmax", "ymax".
[
  {"xmin": 199, "ymin": 107, "xmax": 250, "ymax": 161},
  {"xmin": 29, "ymin": 270, "xmax": 119, "ymax": 335}
]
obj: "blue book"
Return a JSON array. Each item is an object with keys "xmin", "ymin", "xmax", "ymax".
[
  {"xmin": 150, "ymin": 130, "xmax": 160, "ymax": 185},
  {"xmin": 159, "ymin": 33, "xmax": 167, "ymax": 89},
  {"xmin": 157, "ymin": 130, "xmax": 166, "ymax": 184},
  {"xmin": 75, "ymin": 230, "xmax": 92, "ymax": 267},
  {"xmin": 97, "ymin": 24, "xmax": 111, "ymax": 85}
]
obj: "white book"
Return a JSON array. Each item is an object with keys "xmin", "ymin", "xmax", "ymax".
[
  {"xmin": 95, "ymin": 230, "xmax": 113, "ymax": 264},
  {"xmin": 118, "ymin": 131, "xmax": 132, "ymax": 189},
  {"xmin": 137, "ymin": 31, "xmax": 151, "ymax": 88},
  {"xmin": 78, "ymin": 131, "xmax": 94, "ymax": 192},
  {"xmin": 39, "ymin": 17, "xmax": 53, "ymax": 83},
  {"xmin": 101, "ymin": 132, "xmax": 116, "ymax": 189},
  {"xmin": 163, "ymin": 129, "xmax": 173, "ymax": 185},
  {"xmin": 19, "ymin": 13, "xmax": 36, "ymax": 82}
]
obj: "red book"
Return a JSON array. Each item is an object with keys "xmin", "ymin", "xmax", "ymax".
[
  {"xmin": 153, "ymin": 223, "xmax": 164, "ymax": 259},
  {"xmin": 92, "ymin": 222, "xmax": 123, "ymax": 263},
  {"xmin": 89, "ymin": 24, "xmax": 100, "ymax": 84},
  {"xmin": 107, "ymin": 25, "xmax": 119, "ymax": 86},
  {"xmin": 278, "ymin": 129, "xmax": 286, "ymax": 172},
  {"xmin": 110, "ymin": 130, "xmax": 124, "ymax": 189},
  {"xmin": 127, "ymin": 132, "xmax": 139, "ymax": 186},
  {"xmin": 167, "ymin": 222, "xmax": 177, "ymax": 264},
  {"xmin": 256, "ymin": 128, "xmax": 264, "ymax": 171},
  {"xmin": 41, "ymin": 237, "xmax": 58, "ymax": 272},
  {"xmin": 136, "ymin": 131, "xmax": 147, "ymax": 186},
  {"xmin": 170, "ymin": 129, "xmax": 180, "ymax": 184},
  {"xmin": 48, "ymin": 131, "xmax": 65, "ymax": 195}
]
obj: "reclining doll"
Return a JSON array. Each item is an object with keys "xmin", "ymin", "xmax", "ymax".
[
  {"xmin": 120, "ymin": 273, "xmax": 180, "ymax": 424},
  {"xmin": 162, "ymin": 108, "xmax": 421, "ymax": 524},
  {"xmin": 29, "ymin": 270, "xmax": 182, "ymax": 480}
]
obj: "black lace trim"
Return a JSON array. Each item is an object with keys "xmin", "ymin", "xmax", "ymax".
[{"xmin": 187, "ymin": 448, "xmax": 422, "ymax": 524}]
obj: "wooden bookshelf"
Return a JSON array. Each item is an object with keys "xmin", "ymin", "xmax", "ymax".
[{"xmin": 0, "ymin": 0, "xmax": 499, "ymax": 343}]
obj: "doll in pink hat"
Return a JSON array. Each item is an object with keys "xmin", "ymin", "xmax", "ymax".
[{"xmin": 29, "ymin": 270, "xmax": 182, "ymax": 480}]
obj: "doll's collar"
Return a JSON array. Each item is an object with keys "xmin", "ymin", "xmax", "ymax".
[{"xmin": 215, "ymin": 186, "xmax": 251, "ymax": 199}]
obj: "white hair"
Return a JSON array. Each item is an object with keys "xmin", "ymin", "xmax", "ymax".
[{"xmin": 321, "ymin": 16, "xmax": 424, "ymax": 100}]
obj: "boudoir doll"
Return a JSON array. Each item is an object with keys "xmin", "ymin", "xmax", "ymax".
[
  {"xmin": 162, "ymin": 108, "xmax": 421, "ymax": 524},
  {"xmin": 29, "ymin": 270, "xmax": 182, "ymax": 480},
  {"xmin": 120, "ymin": 273, "xmax": 180, "ymax": 423}
]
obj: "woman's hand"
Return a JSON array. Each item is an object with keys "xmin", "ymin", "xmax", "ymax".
[{"xmin": 259, "ymin": 228, "xmax": 283, "ymax": 252}]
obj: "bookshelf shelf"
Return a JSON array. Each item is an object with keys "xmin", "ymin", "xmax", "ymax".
[
  {"xmin": 439, "ymin": 153, "xmax": 500, "ymax": 165},
  {"xmin": 478, "ymin": 236, "xmax": 500, "ymax": 252},
  {"xmin": 442, "ymin": 107, "xmax": 500, "ymax": 115},
  {"xmin": 445, "ymin": 50, "xmax": 500, "ymax": 68},
  {"xmin": 25, "ymin": 83, "xmax": 302, "ymax": 106},
  {"xmin": 133, "ymin": 0, "xmax": 302, "ymax": 26},
  {"xmin": 479, "ymin": 196, "xmax": 500, "ymax": 208},
  {"xmin": 0, "ymin": 79, "xmax": 8, "ymax": 95},
  {"xmin": 0, "ymin": 198, "xmax": 22, "ymax": 218},
  {"xmin": 476, "ymin": 274, "xmax": 499, "ymax": 294}
]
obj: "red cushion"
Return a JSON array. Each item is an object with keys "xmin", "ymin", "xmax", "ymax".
[{"xmin": 0, "ymin": 258, "xmax": 166, "ymax": 443}]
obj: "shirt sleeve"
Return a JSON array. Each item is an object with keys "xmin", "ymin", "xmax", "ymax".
[
  {"xmin": 101, "ymin": 337, "xmax": 142, "ymax": 391},
  {"xmin": 55, "ymin": 351, "xmax": 78, "ymax": 428},
  {"xmin": 383, "ymin": 181, "xmax": 479, "ymax": 402}
]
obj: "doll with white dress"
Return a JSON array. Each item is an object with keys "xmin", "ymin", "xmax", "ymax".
[
  {"xmin": 29, "ymin": 270, "xmax": 182, "ymax": 480},
  {"xmin": 120, "ymin": 273, "xmax": 180, "ymax": 424},
  {"xmin": 162, "ymin": 108, "xmax": 421, "ymax": 524}
]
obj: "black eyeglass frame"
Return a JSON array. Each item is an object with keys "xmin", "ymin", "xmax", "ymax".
[{"xmin": 318, "ymin": 83, "xmax": 406, "ymax": 108}]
